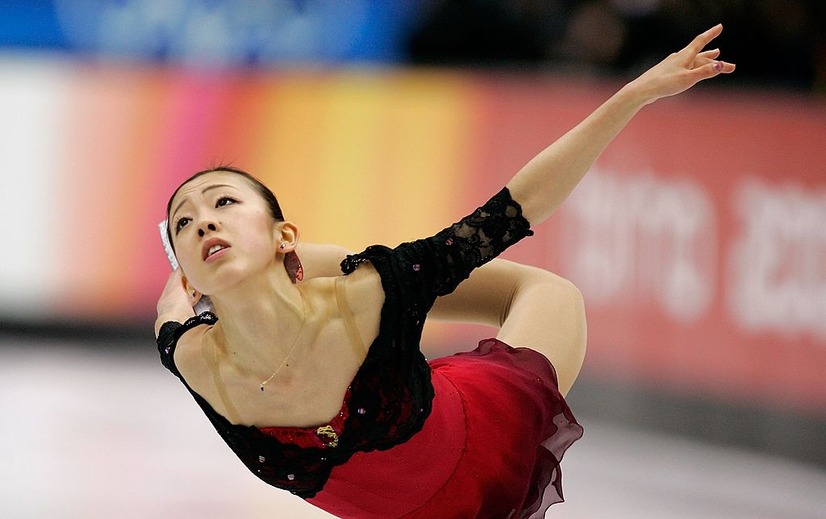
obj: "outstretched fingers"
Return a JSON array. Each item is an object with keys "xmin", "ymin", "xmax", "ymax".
[
  {"xmin": 693, "ymin": 46, "xmax": 735, "ymax": 74},
  {"xmin": 685, "ymin": 23, "xmax": 724, "ymax": 57},
  {"xmin": 630, "ymin": 23, "xmax": 735, "ymax": 103},
  {"xmin": 697, "ymin": 48, "xmax": 721, "ymax": 61},
  {"xmin": 683, "ymin": 26, "xmax": 735, "ymax": 81},
  {"xmin": 686, "ymin": 58, "xmax": 736, "ymax": 84}
]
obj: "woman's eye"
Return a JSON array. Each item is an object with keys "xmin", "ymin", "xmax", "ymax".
[
  {"xmin": 175, "ymin": 217, "xmax": 191, "ymax": 233},
  {"xmin": 216, "ymin": 196, "xmax": 237, "ymax": 207}
]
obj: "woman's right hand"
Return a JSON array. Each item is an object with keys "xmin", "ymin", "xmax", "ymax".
[{"xmin": 155, "ymin": 268, "xmax": 195, "ymax": 336}]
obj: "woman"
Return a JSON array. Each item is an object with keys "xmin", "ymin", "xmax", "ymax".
[{"xmin": 156, "ymin": 25, "xmax": 734, "ymax": 518}]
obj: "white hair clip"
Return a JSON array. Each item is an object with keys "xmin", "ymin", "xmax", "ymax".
[{"xmin": 158, "ymin": 220, "xmax": 214, "ymax": 315}]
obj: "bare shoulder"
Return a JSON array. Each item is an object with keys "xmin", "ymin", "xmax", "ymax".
[
  {"xmin": 171, "ymin": 325, "xmax": 210, "ymax": 384},
  {"xmin": 340, "ymin": 262, "xmax": 384, "ymax": 315}
]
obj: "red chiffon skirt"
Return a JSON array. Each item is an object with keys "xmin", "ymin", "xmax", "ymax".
[{"xmin": 307, "ymin": 339, "xmax": 583, "ymax": 519}]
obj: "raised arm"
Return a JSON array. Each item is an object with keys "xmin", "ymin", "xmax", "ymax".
[
  {"xmin": 507, "ymin": 24, "xmax": 735, "ymax": 226},
  {"xmin": 296, "ymin": 242, "xmax": 352, "ymax": 278}
]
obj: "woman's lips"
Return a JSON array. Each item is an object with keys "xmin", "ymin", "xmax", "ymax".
[
  {"xmin": 204, "ymin": 245, "xmax": 230, "ymax": 263},
  {"xmin": 202, "ymin": 238, "xmax": 231, "ymax": 261}
]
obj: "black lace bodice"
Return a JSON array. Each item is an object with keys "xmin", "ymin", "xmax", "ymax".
[{"xmin": 157, "ymin": 187, "xmax": 533, "ymax": 498}]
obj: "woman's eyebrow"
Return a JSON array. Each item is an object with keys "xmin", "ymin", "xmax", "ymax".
[{"xmin": 171, "ymin": 183, "xmax": 237, "ymax": 219}]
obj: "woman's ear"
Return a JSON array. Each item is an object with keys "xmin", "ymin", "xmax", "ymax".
[
  {"xmin": 276, "ymin": 222, "xmax": 303, "ymax": 283},
  {"xmin": 276, "ymin": 221, "xmax": 300, "ymax": 253},
  {"xmin": 181, "ymin": 274, "xmax": 202, "ymax": 306}
]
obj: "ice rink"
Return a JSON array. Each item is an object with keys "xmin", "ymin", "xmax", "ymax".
[{"xmin": 2, "ymin": 338, "xmax": 824, "ymax": 519}]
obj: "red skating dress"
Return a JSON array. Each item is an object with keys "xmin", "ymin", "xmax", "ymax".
[{"xmin": 157, "ymin": 188, "xmax": 582, "ymax": 518}]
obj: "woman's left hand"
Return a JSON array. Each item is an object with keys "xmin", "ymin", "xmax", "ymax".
[{"xmin": 629, "ymin": 24, "xmax": 736, "ymax": 105}]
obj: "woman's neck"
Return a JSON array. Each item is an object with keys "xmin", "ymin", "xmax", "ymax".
[{"xmin": 207, "ymin": 270, "xmax": 309, "ymax": 378}]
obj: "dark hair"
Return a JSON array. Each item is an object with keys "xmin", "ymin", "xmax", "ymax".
[{"xmin": 165, "ymin": 166, "xmax": 284, "ymax": 250}]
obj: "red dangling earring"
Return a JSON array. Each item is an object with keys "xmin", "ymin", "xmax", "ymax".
[{"xmin": 285, "ymin": 251, "xmax": 304, "ymax": 283}]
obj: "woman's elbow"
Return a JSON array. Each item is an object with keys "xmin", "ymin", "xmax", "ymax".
[{"xmin": 501, "ymin": 270, "xmax": 587, "ymax": 394}]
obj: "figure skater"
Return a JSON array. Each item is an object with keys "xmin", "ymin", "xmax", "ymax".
[{"xmin": 156, "ymin": 25, "xmax": 734, "ymax": 518}]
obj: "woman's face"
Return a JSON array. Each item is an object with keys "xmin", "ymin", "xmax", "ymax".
[{"xmin": 168, "ymin": 171, "xmax": 280, "ymax": 295}]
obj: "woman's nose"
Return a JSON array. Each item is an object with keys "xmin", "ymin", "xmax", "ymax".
[{"xmin": 197, "ymin": 222, "xmax": 218, "ymax": 237}]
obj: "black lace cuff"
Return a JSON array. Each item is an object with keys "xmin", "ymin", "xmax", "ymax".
[{"xmin": 156, "ymin": 312, "xmax": 218, "ymax": 377}]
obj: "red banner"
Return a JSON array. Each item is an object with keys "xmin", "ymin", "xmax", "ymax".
[
  {"xmin": 3, "ymin": 62, "xmax": 821, "ymax": 417},
  {"xmin": 465, "ymin": 80, "xmax": 826, "ymax": 416}
]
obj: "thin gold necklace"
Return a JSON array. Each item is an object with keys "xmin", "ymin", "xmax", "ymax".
[
  {"xmin": 258, "ymin": 295, "xmax": 307, "ymax": 391},
  {"xmin": 222, "ymin": 294, "xmax": 307, "ymax": 392}
]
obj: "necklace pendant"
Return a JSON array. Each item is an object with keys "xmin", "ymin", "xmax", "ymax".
[{"xmin": 260, "ymin": 385, "xmax": 265, "ymax": 392}]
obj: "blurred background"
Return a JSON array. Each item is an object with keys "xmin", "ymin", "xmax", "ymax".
[{"xmin": 1, "ymin": 1, "xmax": 824, "ymax": 517}]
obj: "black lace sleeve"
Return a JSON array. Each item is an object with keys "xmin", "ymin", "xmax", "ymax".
[{"xmin": 342, "ymin": 187, "xmax": 533, "ymax": 301}]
